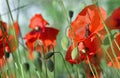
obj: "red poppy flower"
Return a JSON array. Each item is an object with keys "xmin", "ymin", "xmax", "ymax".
[
  {"xmin": 79, "ymin": 34, "xmax": 101, "ymax": 61},
  {"xmin": 24, "ymin": 27, "xmax": 59, "ymax": 57},
  {"xmin": 65, "ymin": 33, "xmax": 101, "ymax": 64},
  {"xmin": 29, "ymin": 14, "xmax": 49, "ymax": 32},
  {"xmin": 105, "ymin": 7, "xmax": 120, "ymax": 29},
  {"xmin": 0, "ymin": 21, "xmax": 8, "ymax": 58},
  {"xmin": 24, "ymin": 14, "xmax": 59, "ymax": 59},
  {"xmin": 68, "ymin": 5, "xmax": 106, "ymax": 44},
  {"xmin": 0, "ymin": 21, "xmax": 19, "ymax": 57}
]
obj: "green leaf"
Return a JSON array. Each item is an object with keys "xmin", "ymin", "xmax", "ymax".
[
  {"xmin": 71, "ymin": 47, "xmax": 78, "ymax": 60},
  {"xmin": 44, "ymin": 52, "xmax": 54, "ymax": 59},
  {"xmin": 46, "ymin": 59, "xmax": 54, "ymax": 72},
  {"xmin": 61, "ymin": 36, "xmax": 69, "ymax": 50}
]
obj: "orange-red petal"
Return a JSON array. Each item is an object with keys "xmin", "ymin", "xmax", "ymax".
[
  {"xmin": 69, "ymin": 5, "xmax": 106, "ymax": 43},
  {"xmin": 29, "ymin": 14, "xmax": 49, "ymax": 32},
  {"xmin": 105, "ymin": 7, "xmax": 120, "ymax": 29}
]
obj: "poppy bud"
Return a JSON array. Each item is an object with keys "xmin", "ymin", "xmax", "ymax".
[
  {"xmin": 34, "ymin": 58, "xmax": 42, "ymax": 71},
  {"xmin": 69, "ymin": 10, "xmax": 74, "ymax": 19},
  {"xmin": 5, "ymin": 52, "xmax": 10, "ymax": 58},
  {"xmin": 24, "ymin": 62, "xmax": 30, "ymax": 71}
]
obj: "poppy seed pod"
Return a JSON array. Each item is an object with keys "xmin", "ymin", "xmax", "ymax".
[{"xmin": 69, "ymin": 10, "xmax": 74, "ymax": 19}]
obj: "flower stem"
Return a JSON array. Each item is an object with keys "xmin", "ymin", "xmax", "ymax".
[
  {"xmin": 87, "ymin": 56, "xmax": 97, "ymax": 78},
  {"xmin": 55, "ymin": 52, "xmax": 71, "ymax": 77},
  {"xmin": 95, "ymin": 1, "xmax": 120, "ymax": 69},
  {"xmin": 114, "ymin": 39, "xmax": 120, "ymax": 51},
  {"xmin": 92, "ymin": 64, "xmax": 99, "ymax": 78}
]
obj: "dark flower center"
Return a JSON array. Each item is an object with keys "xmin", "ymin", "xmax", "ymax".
[{"xmin": 85, "ymin": 24, "xmax": 90, "ymax": 38}]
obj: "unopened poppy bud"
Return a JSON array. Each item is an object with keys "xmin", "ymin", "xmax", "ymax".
[
  {"xmin": 5, "ymin": 52, "xmax": 10, "ymax": 58},
  {"xmin": 69, "ymin": 10, "xmax": 74, "ymax": 19},
  {"xmin": 24, "ymin": 62, "xmax": 30, "ymax": 71}
]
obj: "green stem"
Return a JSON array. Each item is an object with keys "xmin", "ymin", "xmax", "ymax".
[
  {"xmin": 87, "ymin": 56, "xmax": 97, "ymax": 78},
  {"xmin": 92, "ymin": 64, "xmax": 99, "ymax": 78},
  {"xmin": 95, "ymin": 1, "xmax": 120, "ymax": 69},
  {"xmin": 36, "ymin": 71, "xmax": 40, "ymax": 78},
  {"xmin": 59, "ymin": 0, "xmax": 70, "ymax": 25},
  {"xmin": 76, "ymin": 63, "xmax": 80, "ymax": 78},
  {"xmin": 6, "ymin": 1, "xmax": 27, "ymax": 77},
  {"xmin": 101, "ymin": 45, "xmax": 114, "ymax": 65},
  {"xmin": 11, "ymin": 53, "xmax": 18, "ymax": 78},
  {"xmin": 114, "ymin": 39, "xmax": 120, "ymax": 51},
  {"xmin": 41, "ymin": 45, "xmax": 48, "ymax": 78},
  {"xmin": 55, "ymin": 52, "xmax": 71, "ymax": 77},
  {"xmin": 102, "ymin": 46, "xmax": 120, "ymax": 77},
  {"xmin": 52, "ymin": 48, "xmax": 55, "ymax": 78}
]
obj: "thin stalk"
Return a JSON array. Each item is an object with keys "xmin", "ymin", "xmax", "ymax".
[
  {"xmin": 20, "ymin": 64, "xmax": 25, "ymax": 78},
  {"xmin": 0, "ymin": 17, "xmax": 16, "ymax": 78},
  {"xmin": 36, "ymin": 71, "xmax": 40, "ymax": 78},
  {"xmin": 5, "ymin": 0, "xmax": 27, "ymax": 77},
  {"xmin": 101, "ymin": 45, "xmax": 114, "ymax": 66},
  {"xmin": 95, "ymin": 1, "xmax": 120, "ymax": 68},
  {"xmin": 53, "ymin": 47, "xmax": 55, "ymax": 78},
  {"xmin": 53, "ymin": 53, "xmax": 55, "ymax": 78},
  {"xmin": 87, "ymin": 56, "xmax": 97, "ymax": 78},
  {"xmin": 92, "ymin": 64, "xmax": 99, "ymax": 78},
  {"xmin": 41, "ymin": 45, "xmax": 48, "ymax": 78},
  {"xmin": 16, "ymin": 0, "xmax": 28, "ymax": 61},
  {"xmin": 3, "ymin": 58, "xmax": 9, "ymax": 78},
  {"xmin": 4, "ymin": 58, "xmax": 13, "ymax": 78},
  {"xmin": 76, "ymin": 63, "xmax": 80, "ymax": 78},
  {"xmin": 38, "ymin": 70, "xmax": 43, "ymax": 78},
  {"xmin": 114, "ymin": 39, "xmax": 120, "ymax": 51},
  {"xmin": 102, "ymin": 46, "xmax": 120, "ymax": 77},
  {"xmin": 45, "ymin": 62, "xmax": 48, "ymax": 78},
  {"xmin": 48, "ymin": 44, "xmax": 56, "ymax": 78},
  {"xmin": 0, "ymin": 22, "xmax": 10, "ymax": 78},
  {"xmin": 59, "ymin": 0, "xmax": 79, "ymax": 47},
  {"xmin": 11, "ymin": 53, "xmax": 18, "ymax": 78},
  {"xmin": 59, "ymin": 0, "xmax": 70, "ymax": 24},
  {"xmin": 55, "ymin": 52, "xmax": 71, "ymax": 77}
]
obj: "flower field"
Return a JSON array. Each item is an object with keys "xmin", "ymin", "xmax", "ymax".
[{"xmin": 0, "ymin": 0, "xmax": 120, "ymax": 78}]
